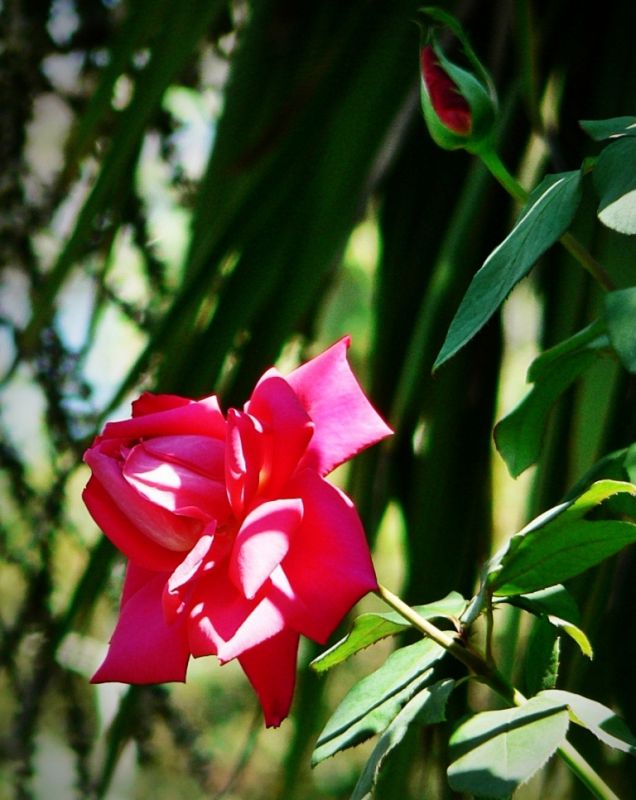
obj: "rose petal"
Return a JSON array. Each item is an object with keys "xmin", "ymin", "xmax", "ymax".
[
  {"xmin": 229, "ymin": 498, "xmax": 303, "ymax": 599},
  {"xmin": 285, "ymin": 337, "xmax": 392, "ymax": 476},
  {"xmin": 84, "ymin": 446, "xmax": 201, "ymax": 551},
  {"xmin": 123, "ymin": 442, "xmax": 230, "ymax": 522},
  {"xmin": 121, "ymin": 561, "xmax": 160, "ymax": 607},
  {"xmin": 218, "ymin": 598, "xmax": 290, "ymax": 662},
  {"xmin": 162, "ymin": 531, "xmax": 216, "ymax": 623},
  {"xmin": 187, "ymin": 569, "xmax": 257, "ymax": 657},
  {"xmin": 82, "ymin": 477, "xmax": 182, "ymax": 571},
  {"xmin": 421, "ymin": 47, "xmax": 472, "ymax": 135},
  {"xmin": 187, "ymin": 569, "xmax": 288, "ymax": 661},
  {"xmin": 238, "ymin": 629, "xmax": 299, "ymax": 727},
  {"xmin": 143, "ymin": 435, "xmax": 226, "ymax": 479},
  {"xmin": 102, "ymin": 395, "xmax": 226, "ymax": 442},
  {"xmin": 225, "ymin": 409, "xmax": 263, "ymax": 516},
  {"xmin": 246, "ymin": 370, "xmax": 314, "ymax": 495},
  {"xmin": 131, "ymin": 392, "xmax": 192, "ymax": 417},
  {"xmin": 92, "ymin": 566, "xmax": 189, "ymax": 684},
  {"xmin": 280, "ymin": 469, "xmax": 378, "ymax": 642}
]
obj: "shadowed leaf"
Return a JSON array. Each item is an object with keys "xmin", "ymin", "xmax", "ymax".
[
  {"xmin": 351, "ymin": 679, "xmax": 455, "ymax": 800},
  {"xmin": 448, "ymin": 696, "xmax": 569, "ymax": 797},
  {"xmin": 540, "ymin": 690, "xmax": 636, "ymax": 753},
  {"xmin": 594, "ymin": 136, "xmax": 636, "ymax": 233},
  {"xmin": 580, "ymin": 116, "xmax": 636, "ymax": 141},
  {"xmin": 312, "ymin": 638, "xmax": 445, "ymax": 764},
  {"xmin": 434, "ymin": 171, "xmax": 582, "ymax": 369},
  {"xmin": 604, "ymin": 287, "xmax": 636, "ymax": 372}
]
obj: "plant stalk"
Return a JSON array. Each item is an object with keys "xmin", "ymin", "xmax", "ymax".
[
  {"xmin": 376, "ymin": 582, "xmax": 619, "ymax": 800},
  {"xmin": 557, "ymin": 740, "xmax": 620, "ymax": 800}
]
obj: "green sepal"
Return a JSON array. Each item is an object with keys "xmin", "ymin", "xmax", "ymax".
[{"xmin": 419, "ymin": 7, "xmax": 495, "ymax": 95}]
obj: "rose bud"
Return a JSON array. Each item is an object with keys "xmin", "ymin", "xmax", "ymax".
[{"xmin": 418, "ymin": 9, "xmax": 497, "ymax": 152}]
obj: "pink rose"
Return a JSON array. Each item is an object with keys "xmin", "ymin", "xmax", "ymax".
[{"xmin": 83, "ymin": 337, "xmax": 392, "ymax": 726}]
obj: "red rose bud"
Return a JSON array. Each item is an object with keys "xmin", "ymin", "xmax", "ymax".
[
  {"xmin": 418, "ymin": 11, "xmax": 497, "ymax": 153},
  {"xmin": 421, "ymin": 46, "xmax": 472, "ymax": 135}
]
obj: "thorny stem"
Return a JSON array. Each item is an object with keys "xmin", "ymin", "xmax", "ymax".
[
  {"xmin": 376, "ymin": 583, "xmax": 620, "ymax": 800},
  {"xmin": 485, "ymin": 591, "xmax": 495, "ymax": 666},
  {"xmin": 479, "ymin": 148, "xmax": 616, "ymax": 292},
  {"xmin": 376, "ymin": 584, "xmax": 522, "ymax": 703}
]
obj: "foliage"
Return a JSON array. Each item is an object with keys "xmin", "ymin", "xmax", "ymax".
[{"xmin": 3, "ymin": 1, "xmax": 636, "ymax": 799}]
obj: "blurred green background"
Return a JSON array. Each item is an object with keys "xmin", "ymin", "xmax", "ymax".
[{"xmin": 2, "ymin": 1, "xmax": 636, "ymax": 797}]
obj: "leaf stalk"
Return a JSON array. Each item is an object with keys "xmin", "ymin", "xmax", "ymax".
[{"xmin": 376, "ymin": 582, "xmax": 619, "ymax": 800}]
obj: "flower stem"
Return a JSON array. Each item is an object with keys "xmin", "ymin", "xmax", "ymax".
[
  {"xmin": 480, "ymin": 147, "xmax": 529, "ymax": 204},
  {"xmin": 376, "ymin": 584, "xmax": 521, "ymax": 702},
  {"xmin": 559, "ymin": 231, "xmax": 615, "ymax": 291},
  {"xmin": 479, "ymin": 148, "xmax": 616, "ymax": 291},
  {"xmin": 557, "ymin": 740, "xmax": 620, "ymax": 800},
  {"xmin": 376, "ymin": 582, "xmax": 619, "ymax": 800}
]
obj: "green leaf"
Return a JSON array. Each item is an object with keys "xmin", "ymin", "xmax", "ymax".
[
  {"xmin": 434, "ymin": 170, "xmax": 582, "ymax": 369},
  {"xmin": 311, "ymin": 638, "xmax": 445, "ymax": 765},
  {"xmin": 499, "ymin": 585, "xmax": 580, "ymax": 623},
  {"xmin": 523, "ymin": 618, "xmax": 560, "ymax": 696},
  {"xmin": 556, "ymin": 478, "xmax": 635, "ymax": 520},
  {"xmin": 310, "ymin": 592, "xmax": 466, "ymax": 673},
  {"xmin": 604, "ymin": 288, "xmax": 636, "ymax": 372},
  {"xmin": 489, "ymin": 480, "xmax": 636, "ymax": 596},
  {"xmin": 526, "ymin": 319, "xmax": 608, "ymax": 383},
  {"xmin": 539, "ymin": 690, "xmax": 636, "ymax": 754},
  {"xmin": 546, "ymin": 617, "xmax": 593, "ymax": 659},
  {"xmin": 447, "ymin": 696, "xmax": 569, "ymax": 797},
  {"xmin": 562, "ymin": 443, "xmax": 636, "ymax": 521},
  {"xmin": 579, "ymin": 116, "xmax": 636, "ymax": 141},
  {"xmin": 625, "ymin": 443, "xmax": 636, "ymax": 483},
  {"xmin": 498, "ymin": 585, "xmax": 593, "ymax": 659},
  {"xmin": 495, "ymin": 321, "xmax": 609, "ymax": 477},
  {"xmin": 565, "ymin": 446, "xmax": 632, "ymax": 499},
  {"xmin": 495, "ymin": 355, "xmax": 598, "ymax": 476},
  {"xmin": 594, "ymin": 137, "xmax": 636, "ymax": 233},
  {"xmin": 350, "ymin": 679, "xmax": 455, "ymax": 800}
]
